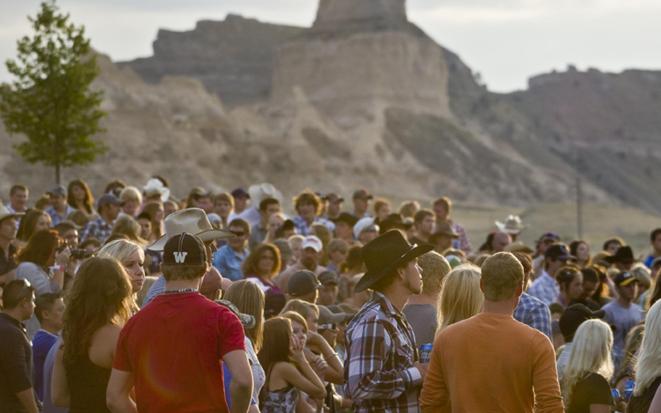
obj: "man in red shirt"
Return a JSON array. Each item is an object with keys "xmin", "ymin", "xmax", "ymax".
[{"xmin": 106, "ymin": 232, "xmax": 252, "ymax": 413}]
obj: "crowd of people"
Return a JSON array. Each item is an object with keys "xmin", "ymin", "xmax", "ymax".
[{"xmin": 0, "ymin": 177, "xmax": 660, "ymax": 413}]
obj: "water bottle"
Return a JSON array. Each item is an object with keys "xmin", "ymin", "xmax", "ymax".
[
  {"xmin": 624, "ymin": 379, "xmax": 635, "ymax": 401},
  {"xmin": 419, "ymin": 343, "xmax": 433, "ymax": 363}
]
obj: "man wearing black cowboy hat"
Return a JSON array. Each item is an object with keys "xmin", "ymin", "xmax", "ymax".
[
  {"xmin": 605, "ymin": 245, "xmax": 636, "ymax": 271},
  {"xmin": 344, "ymin": 230, "xmax": 432, "ymax": 412}
]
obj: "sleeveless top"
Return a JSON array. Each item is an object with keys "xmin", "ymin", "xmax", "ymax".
[
  {"xmin": 261, "ymin": 385, "xmax": 299, "ymax": 413},
  {"xmin": 66, "ymin": 355, "xmax": 111, "ymax": 413},
  {"xmin": 627, "ymin": 376, "xmax": 661, "ymax": 413},
  {"xmin": 260, "ymin": 363, "xmax": 300, "ymax": 413}
]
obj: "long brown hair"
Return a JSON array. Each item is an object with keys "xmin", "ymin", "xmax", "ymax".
[
  {"xmin": 17, "ymin": 229, "xmax": 61, "ymax": 268},
  {"xmin": 16, "ymin": 209, "xmax": 50, "ymax": 242},
  {"xmin": 67, "ymin": 179, "xmax": 95, "ymax": 215},
  {"xmin": 141, "ymin": 201, "xmax": 164, "ymax": 239},
  {"xmin": 242, "ymin": 243, "xmax": 282, "ymax": 279},
  {"xmin": 258, "ymin": 317, "xmax": 293, "ymax": 379},
  {"xmin": 224, "ymin": 280, "xmax": 265, "ymax": 351},
  {"xmin": 62, "ymin": 257, "xmax": 133, "ymax": 366}
]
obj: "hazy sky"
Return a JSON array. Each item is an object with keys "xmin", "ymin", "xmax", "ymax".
[{"xmin": 1, "ymin": 0, "xmax": 660, "ymax": 92}]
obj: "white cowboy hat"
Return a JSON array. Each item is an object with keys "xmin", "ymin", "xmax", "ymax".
[
  {"xmin": 248, "ymin": 183, "xmax": 283, "ymax": 205},
  {"xmin": 143, "ymin": 178, "xmax": 170, "ymax": 203},
  {"xmin": 148, "ymin": 208, "xmax": 234, "ymax": 251},
  {"xmin": 495, "ymin": 215, "xmax": 525, "ymax": 235}
]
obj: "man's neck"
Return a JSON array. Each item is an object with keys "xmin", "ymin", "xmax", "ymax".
[
  {"xmin": 482, "ymin": 298, "xmax": 516, "ymax": 316},
  {"xmin": 2, "ymin": 309, "xmax": 25, "ymax": 323},
  {"xmin": 354, "ymin": 208, "xmax": 365, "ymax": 218},
  {"xmin": 165, "ymin": 278, "xmax": 201, "ymax": 291},
  {"xmin": 406, "ymin": 293, "xmax": 437, "ymax": 306},
  {"xmin": 230, "ymin": 244, "xmax": 245, "ymax": 254},
  {"xmin": 40, "ymin": 323, "xmax": 60, "ymax": 335},
  {"xmin": 101, "ymin": 213, "xmax": 113, "ymax": 225},
  {"xmin": 617, "ymin": 297, "xmax": 632, "ymax": 308},
  {"xmin": 416, "ymin": 232, "xmax": 429, "ymax": 242},
  {"xmin": 382, "ymin": 286, "xmax": 410, "ymax": 312},
  {"xmin": 54, "ymin": 204, "xmax": 67, "ymax": 214}
]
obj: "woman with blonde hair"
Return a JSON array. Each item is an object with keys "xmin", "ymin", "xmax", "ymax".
[
  {"xmin": 51, "ymin": 257, "xmax": 134, "ymax": 412},
  {"xmin": 437, "ymin": 264, "xmax": 483, "ymax": 330},
  {"xmin": 224, "ymin": 281, "xmax": 266, "ymax": 413},
  {"xmin": 118, "ymin": 186, "xmax": 142, "ymax": 217},
  {"xmin": 628, "ymin": 300, "xmax": 661, "ymax": 412},
  {"xmin": 562, "ymin": 319, "xmax": 614, "ymax": 413},
  {"xmin": 97, "ymin": 239, "xmax": 146, "ymax": 296}
]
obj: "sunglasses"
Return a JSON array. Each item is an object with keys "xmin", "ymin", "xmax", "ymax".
[
  {"xmin": 231, "ymin": 231, "xmax": 246, "ymax": 237},
  {"xmin": 319, "ymin": 323, "xmax": 337, "ymax": 331}
]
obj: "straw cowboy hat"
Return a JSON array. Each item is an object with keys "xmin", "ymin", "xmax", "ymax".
[
  {"xmin": 495, "ymin": 215, "xmax": 525, "ymax": 235},
  {"xmin": 355, "ymin": 230, "xmax": 432, "ymax": 292},
  {"xmin": 143, "ymin": 178, "xmax": 170, "ymax": 202},
  {"xmin": 148, "ymin": 208, "xmax": 234, "ymax": 251},
  {"xmin": 248, "ymin": 183, "xmax": 283, "ymax": 205}
]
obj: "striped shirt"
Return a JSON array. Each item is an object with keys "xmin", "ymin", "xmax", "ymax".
[{"xmin": 345, "ymin": 291, "xmax": 422, "ymax": 412}]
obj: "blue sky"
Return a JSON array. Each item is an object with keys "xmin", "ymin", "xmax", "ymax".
[{"xmin": 1, "ymin": 0, "xmax": 660, "ymax": 92}]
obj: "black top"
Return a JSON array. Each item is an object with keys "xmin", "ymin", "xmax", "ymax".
[
  {"xmin": 66, "ymin": 355, "xmax": 111, "ymax": 413},
  {"xmin": 567, "ymin": 373, "xmax": 613, "ymax": 413},
  {"xmin": 627, "ymin": 376, "xmax": 661, "ymax": 413},
  {"xmin": 0, "ymin": 244, "xmax": 18, "ymax": 277},
  {"xmin": 0, "ymin": 313, "xmax": 33, "ymax": 413}
]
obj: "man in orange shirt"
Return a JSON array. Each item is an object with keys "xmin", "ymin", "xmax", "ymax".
[{"xmin": 420, "ymin": 252, "xmax": 564, "ymax": 413}]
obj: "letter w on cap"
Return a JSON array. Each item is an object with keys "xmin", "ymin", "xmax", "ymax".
[{"xmin": 173, "ymin": 251, "xmax": 188, "ymax": 264}]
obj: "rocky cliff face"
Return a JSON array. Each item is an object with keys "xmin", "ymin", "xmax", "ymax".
[{"xmin": 3, "ymin": 0, "xmax": 660, "ymax": 212}]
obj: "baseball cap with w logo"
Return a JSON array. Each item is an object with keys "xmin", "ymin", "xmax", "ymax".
[{"xmin": 162, "ymin": 232, "xmax": 207, "ymax": 267}]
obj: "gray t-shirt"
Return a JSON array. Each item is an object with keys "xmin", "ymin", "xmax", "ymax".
[
  {"xmin": 402, "ymin": 303, "xmax": 437, "ymax": 347},
  {"xmin": 602, "ymin": 300, "xmax": 643, "ymax": 366}
]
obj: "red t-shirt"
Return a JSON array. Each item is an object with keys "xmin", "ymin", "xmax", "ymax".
[{"xmin": 113, "ymin": 292, "xmax": 245, "ymax": 412}]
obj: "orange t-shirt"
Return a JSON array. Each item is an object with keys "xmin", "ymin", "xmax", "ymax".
[{"xmin": 420, "ymin": 312, "xmax": 564, "ymax": 413}]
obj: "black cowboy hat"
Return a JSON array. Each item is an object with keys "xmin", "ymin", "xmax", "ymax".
[
  {"xmin": 605, "ymin": 245, "xmax": 634, "ymax": 264},
  {"xmin": 355, "ymin": 230, "xmax": 433, "ymax": 292}
]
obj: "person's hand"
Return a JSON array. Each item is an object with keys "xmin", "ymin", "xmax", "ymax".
[
  {"xmin": 414, "ymin": 362, "xmax": 428, "ymax": 380},
  {"xmin": 304, "ymin": 349, "xmax": 326, "ymax": 374},
  {"xmin": 290, "ymin": 335, "xmax": 307, "ymax": 365},
  {"xmin": 54, "ymin": 247, "xmax": 71, "ymax": 267}
]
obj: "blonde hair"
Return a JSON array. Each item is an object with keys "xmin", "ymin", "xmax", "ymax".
[
  {"xmin": 281, "ymin": 311, "xmax": 308, "ymax": 333},
  {"xmin": 634, "ymin": 300, "xmax": 661, "ymax": 396},
  {"xmin": 281, "ymin": 299, "xmax": 319, "ymax": 320},
  {"xmin": 224, "ymin": 280, "xmax": 265, "ymax": 351},
  {"xmin": 437, "ymin": 264, "xmax": 483, "ymax": 330},
  {"xmin": 480, "ymin": 252, "xmax": 524, "ymax": 301},
  {"xmin": 97, "ymin": 238, "xmax": 145, "ymax": 266},
  {"xmin": 419, "ymin": 251, "xmax": 452, "ymax": 296},
  {"xmin": 562, "ymin": 319, "xmax": 614, "ymax": 404},
  {"xmin": 119, "ymin": 186, "xmax": 143, "ymax": 205},
  {"xmin": 398, "ymin": 201, "xmax": 420, "ymax": 218}
]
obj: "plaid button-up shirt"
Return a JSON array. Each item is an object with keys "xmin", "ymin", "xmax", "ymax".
[
  {"xmin": 527, "ymin": 270, "xmax": 560, "ymax": 306},
  {"xmin": 514, "ymin": 292, "xmax": 553, "ymax": 339},
  {"xmin": 345, "ymin": 291, "xmax": 422, "ymax": 413},
  {"xmin": 80, "ymin": 216, "xmax": 113, "ymax": 244}
]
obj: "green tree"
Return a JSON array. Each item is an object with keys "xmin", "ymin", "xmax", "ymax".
[{"xmin": 0, "ymin": 0, "xmax": 107, "ymax": 184}]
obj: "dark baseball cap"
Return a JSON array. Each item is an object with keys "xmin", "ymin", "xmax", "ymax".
[
  {"xmin": 336, "ymin": 212, "xmax": 358, "ymax": 227},
  {"xmin": 231, "ymin": 188, "xmax": 250, "ymax": 199},
  {"xmin": 215, "ymin": 299, "xmax": 256, "ymax": 329},
  {"xmin": 287, "ymin": 270, "xmax": 321, "ymax": 297},
  {"xmin": 545, "ymin": 243, "xmax": 574, "ymax": 261},
  {"xmin": 559, "ymin": 303, "xmax": 605, "ymax": 341},
  {"xmin": 318, "ymin": 270, "xmax": 339, "ymax": 286},
  {"xmin": 162, "ymin": 232, "xmax": 207, "ymax": 267},
  {"xmin": 614, "ymin": 271, "xmax": 638, "ymax": 287},
  {"xmin": 323, "ymin": 193, "xmax": 344, "ymax": 203},
  {"xmin": 538, "ymin": 232, "xmax": 561, "ymax": 242},
  {"xmin": 352, "ymin": 189, "xmax": 373, "ymax": 200}
]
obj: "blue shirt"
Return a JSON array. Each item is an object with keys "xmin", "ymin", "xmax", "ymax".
[
  {"xmin": 527, "ymin": 271, "xmax": 560, "ymax": 306},
  {"xmin": 513, "ymin": 292, "xmax": 553, "ymax": 339},
  {"xmin": 45, "ymin": 206, "xmax": 75, "ymax": 227},
  {"xmin": 212, "ymin": 245, "xmax": 247, "ymax": 281},
  {"xmin": 32, "ymin": 329, "xmax": 58, "ymax": 401},
  {"xmin": 292, "ymin": 215, "xmax": 335, "ymax": 236}
]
